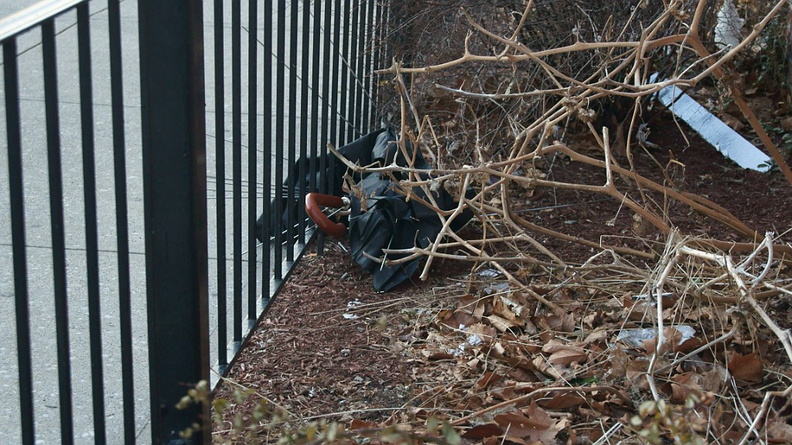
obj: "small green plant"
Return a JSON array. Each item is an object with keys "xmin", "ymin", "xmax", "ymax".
[
  {"xmin": 176, "ymin": 380, "xmax": 463, "ymax": 444},
  {"xmin": 175, "ymin": 380, "xmax": 210, "ymax": 440},
  {"xmin": 629, "ymin": 396, "xmax": 706, "ymax": 445},
  {"xmin": 757, "ymin": 159, "xmax": 779, "ymax": 172},
  {"xmin": 770, "ymin": 128, "xmax": 792, "ymax": 157},
  {"xmin": 752, "ymin": 13, "xmax": 791, "ymax": 97},
  {"xmin": 174, "ymin": 380, "xmax": 286, "ymax": 442}
]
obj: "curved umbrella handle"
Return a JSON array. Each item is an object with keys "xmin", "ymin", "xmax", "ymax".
[{"xmin": 305, "ymin": 193, "xmax": 347, "ymax": 239}]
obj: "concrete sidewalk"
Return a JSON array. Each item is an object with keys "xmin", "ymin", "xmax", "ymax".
[{"xmin": 0, "ymin": 1, "xmax": 150, "ymax": 442}]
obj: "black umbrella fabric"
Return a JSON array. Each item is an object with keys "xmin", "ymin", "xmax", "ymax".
[
  {"xmin": 332, "ymin": 129, "xmax": 472, "ymax": 292},
  {"xmin": 255, "ymin": 129, "xmax": 388, "ymax": 242},
  {"xmin": 263, "ymin": 129, "xmax": 472, "ymax": 292}
]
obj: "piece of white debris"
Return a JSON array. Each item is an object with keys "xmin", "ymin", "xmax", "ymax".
[
  {"xmin": 714, "ymin": 0, "xmax": 744, "ymax": 50},
  {"xmin": 655, "ymin": 84, "xmax": 771, "ymax": 172},
  {"xmin": 616, "ymin": 325, "xmax": 696, "ymax": 348},
  {"xmin": 467, "ymin": 334, "xmax": 483, "ymax": 346}
]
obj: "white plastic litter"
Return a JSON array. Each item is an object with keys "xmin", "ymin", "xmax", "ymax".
[
  {"xmin": 467, "ymin": 334, "xmax": 483, "ymax": 347},
  {"xmin": 616, "ymin": 325, "xmax": 696, "ymax": 348},
  {"xmin": 478, "ymin": 268, "xmax": 502, "ymax": 278},
  {"xmin": 714, "ymin": 0, "xmax": 744, "ymax": 50},
  {"xmin": 655, "ymin": 84, "xmax": 771, "ymax": 172}
]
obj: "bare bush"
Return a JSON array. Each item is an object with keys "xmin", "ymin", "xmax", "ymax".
[{"xmin": 355, "ymin": 0, "xmax": 792, "ymax": 283}]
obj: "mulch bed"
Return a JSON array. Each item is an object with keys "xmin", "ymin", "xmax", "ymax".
[{"xmin": 212, "ymin": 241, "xmax": 475, "ymax": 442}]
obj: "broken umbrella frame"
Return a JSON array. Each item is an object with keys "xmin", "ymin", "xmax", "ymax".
[
  {"xmin": 305, "ymin": 193, "xmax": 348, "ymax": 239},
  {"xmin": 278, "ymin": 129, "xmax": 474, "ymax": 292}
]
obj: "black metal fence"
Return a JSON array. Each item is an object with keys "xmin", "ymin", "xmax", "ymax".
[
  {"xmin": 1, "ymin": 0, "xmax": 389, "ymax": 443},
  {"xmin": 208, "ymin": 0, "xmax": 390, "ymax": 378}
]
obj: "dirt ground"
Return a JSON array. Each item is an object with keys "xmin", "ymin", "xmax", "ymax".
[{"xmin": 212, "ymin": 105, "xmax": 792, "ymax": 443}]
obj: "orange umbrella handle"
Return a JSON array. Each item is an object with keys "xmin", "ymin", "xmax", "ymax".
[{"xmin": 305, "ymin": 193, "xmax": 347, "ymax": 238}]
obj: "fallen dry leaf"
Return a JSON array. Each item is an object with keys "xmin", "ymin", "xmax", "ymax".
[
  {"xmin": 700, "ymin": 365, "xmax": 728, "ymax": 393},
  {"xmin": 721, "ymin": 112, "xmax": 745, "ymax": 131},
  {"xmin": 768, "ymin": 420, "xmax": 792, "ymax": 442},
  {"xmin": 494, "ymin": 403, "xmax": 562, "ymax": 444},
  {"xmin": 605, "ymin": 346, "xmax": 629, "ymax": 381},
  {"xmin": 467, "ymin": 323, "xmax": 498, "ymax": 346},
  {"xmin": 461, "ymin": 423, "xmax": 504, "ymax": 440},
  {"xmin": 539, "ymin": 391, "xmax": 586, "ymax": 410},
  {"xmin": 349, "ymin": 419, "xmax": 378, "ymax": 430},
  {"xmin": 533, "ymin": 355, "xmax": 564, "ymax": 380},
  {"xmin": 475, "ymin": 371, "xmax": 503, "ymax": 390},
  {"xmin": 547, "ymin": 347, "xmax": 587, "ymax": 367},
  {"xmin": 666, "ymin": 372, "xmax": 703, "ymax": 404},
  {"xmin": 538, "ymin": 312, "xmax": 576, "ymax": 333},
  {"xmin": 439, "ymin": 310, "xmax": 478, "ymax": 332},
  {"xmin": 728, "ymin": 352, "xmax": 763, "ymax": 384},
  {"xmin": 492, "ymin": 297, "xmax": 524, "ymax": 326},
  {"xmin": 781, "ymin": 116, "xmax": 792, "ymax": 132},
  {"xmin": 487, "ymin": 314, "xmax": 518, "ymax": 332},
  {"xmin": 542, "ymin": 339, "xmax": 587, "ymax": 366},
  {"xmin": 583, "ymin": 328, "xmax": 609, "ymax": 345}
]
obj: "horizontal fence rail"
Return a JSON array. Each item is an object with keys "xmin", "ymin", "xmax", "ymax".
[{"xmin": 1, "ymin": 0, "xmax": 388, "ymax": 442}]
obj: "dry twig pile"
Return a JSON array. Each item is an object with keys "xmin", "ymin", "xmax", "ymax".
[{"xmin": 326, "ymin": 0, "xmax": 792, "ymax": 442}]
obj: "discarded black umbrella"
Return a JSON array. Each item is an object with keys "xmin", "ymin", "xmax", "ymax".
[
  {"xmin": 260, "ymin": 129, "xmax": 472, "ymax": 292},
  {"xmin": 255, "ymin": 129, "xmax": 387, "ymax": 242}
]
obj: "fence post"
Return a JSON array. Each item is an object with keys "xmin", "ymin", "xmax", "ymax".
[{"xmin": 137, "ymin": 0, "xmax": 210, "ymax": 443}]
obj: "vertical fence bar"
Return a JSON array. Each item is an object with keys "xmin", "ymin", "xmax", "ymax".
[
  {"xmin": 338, "ymin": 0, "xmax": 350, "ymax": 145},
  {"xmin": 107, "ymin": 0, "xmax": 136, "ymax": 440},
  {"xmin": 298, "ymin": 0, "xmax": 310, "ymax": 242},
  {"xmin": 76, "ymin": 4, "xmax": 107, "ymax": 443},
  {"xmin": 286, "ymin": 0, "xmax": 298, "ymax": 262},
  {"xmin": 213, "ymin": 0, "xmax": 228, "ymax": 373},
  {"xmin": 274, "ymin": 0, "xmax": 285, "ymax": 280},
  {"xmin": 314, "ymin": 0, "xmax": 329, "ymax": 254},
  {"xmin": 354, "ymin": 0, "xmax": 366, "ymax": 135},
  {"xmin": 330, "ymin": 0, "xmax": 343, "ymax": 192},
  {"xmin": 362, "ymin": 0, "xmax": 374, "ymax": 130},
  {"xmin": 309, "ymin": 0, "xmax": 321, "ymax": 199},
  {"xmin": 370, "ymin": 0, "xmax": 383, "ymax": 129},
  {"xmin": 383, "ymin": 0, "xmax": 392, "ymax": 65},
  {"xmin": 42, "ymin": 19, "xmax": 74, "ymax": 445},
  {"xmin": 320, "ymin": 0, "xmax": 334, "ymax": 195},
  {"xmin": 369, "ymin": 0, "xmax": 377, "ymax": 130},
  {"xmin": 138, "ymin": 0, "xmax": 210, "ymax": 441},
  {"xmin": 379, "ymin": 0, "xmax": 388, "ymax": 67},
  {"xmin": 247, "ymin": 0, "xmax": 259, "ymax": 328},
  {"xmin": 359, "ymin": 0, "xmax": 368, "ymax": 132},
  {"xmin": 360, "ymin": 0, "xmax": 370, "ymax": 131},
  {"xmin": 347, "ymin": 0, "xmax": 360, "ymax": 139},
  {"xmin": 231, "ymin": 0, "xmax": 243, "ymax": 349},
  {"xmin": 261, "ymin": 0, "xmax": 273, "ymax": 298},
  {"xmin": 4, "ymin": 38, "xmax": 35, "ymax": 445}
]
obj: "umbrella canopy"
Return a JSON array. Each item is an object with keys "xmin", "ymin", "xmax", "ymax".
[
  {"xmin": 343, "ymin": 130, "xmax": 471, "ymax": 291},
  {"xmin": 260, "ymin": 129, "xmax": 472, "ymax": 292}
]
